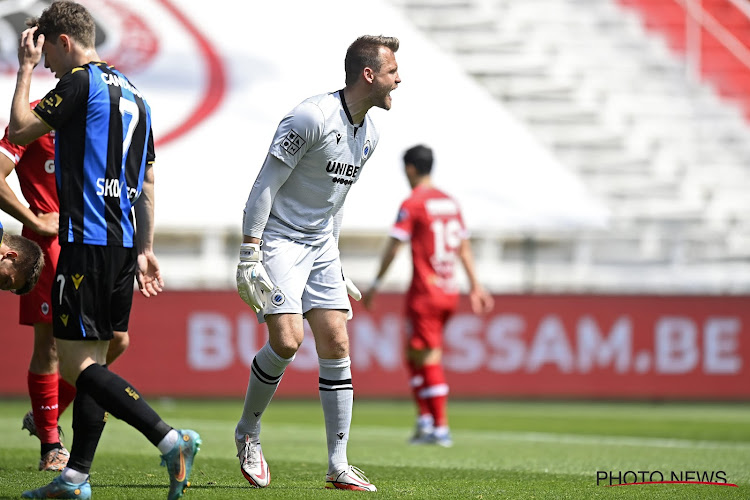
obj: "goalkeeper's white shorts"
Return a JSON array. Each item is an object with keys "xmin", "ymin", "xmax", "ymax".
[{"xmin": 255, "ymin": 231, "xmax": 351, "ymax": 324}]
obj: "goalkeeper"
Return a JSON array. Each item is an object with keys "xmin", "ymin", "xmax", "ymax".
[{"xmin": 234, "ymin": 35, "xmax": 401, "ymax": 492}]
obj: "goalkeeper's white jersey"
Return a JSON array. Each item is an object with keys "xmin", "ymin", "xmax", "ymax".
[{"xmin": 264, "ymin": 90, "xmax": 379, "ymax": 246}]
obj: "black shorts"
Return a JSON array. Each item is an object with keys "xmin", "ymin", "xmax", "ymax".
[{"xmin": 52, "ymin": 244, "xmax": 136, "ymax": 341}]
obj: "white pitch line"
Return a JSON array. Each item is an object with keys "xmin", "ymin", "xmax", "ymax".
[{"xmin": 351, "ymin": 426, "xmax": 750, "ymax": 451}]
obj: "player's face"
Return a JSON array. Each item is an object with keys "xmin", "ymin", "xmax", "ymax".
[
  {"xmin": 370, "ymin": 47, "xmax": 400, "ymax": 111},
  {"xmin": 41, "ymin": 38, "xmax": 68, "ymax": 78}
]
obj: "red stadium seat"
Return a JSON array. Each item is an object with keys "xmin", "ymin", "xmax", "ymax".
[{"xmin": 617, "ymin": 0, "xmax": 750, "ymax": 121}]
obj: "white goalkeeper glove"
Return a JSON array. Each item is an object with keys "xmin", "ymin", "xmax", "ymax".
[
  {"xmin": 236, "ymin": 243, "xmax": 274, "ymax": 313},
  {"xmin": 344, "ymin": 275, "xmax": 361, "ymax": 301}
]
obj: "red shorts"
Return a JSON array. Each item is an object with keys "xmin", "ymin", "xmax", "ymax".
[
  {"xmin": 19, "ymin": 228, "xmax": 60, "ymax": 326},
  {"xmin": 404, "ymin": 299, "xmax": 457, "ymax": 351}
]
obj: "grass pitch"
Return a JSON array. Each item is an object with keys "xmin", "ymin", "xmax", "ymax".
[{"xmin": 1, "ymin": 398, "xmax": 748, "ymax": 499}]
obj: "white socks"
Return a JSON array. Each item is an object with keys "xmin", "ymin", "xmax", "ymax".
[
  {"xmin": 61, "ymin": 467, "xmax": 89, "ymax": 484},
  {"xmin": 318, "ymin": 356, "xmax": 353, "ymax": 473},
  {"xmin": 157, "ymin": 429, "xmax": 179, "ymax": 455},
  {"xmin": 236, "ymin": 342, "xmax": 294, "ymax": 444}
]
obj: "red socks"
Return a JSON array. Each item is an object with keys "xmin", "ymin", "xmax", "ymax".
[
  {"xmin": 27, "ymin": 372, "xmax": 60, "ymax": 444},
  {"xmin": 407, "ymin": 362, "xmax": 449, "ymax": 427},
  {"xmin": 407, "ymin": 361, "xmax": 431, "ymax": 418},
  {"xmin": 57, "ymin": 374, "xmax": 77, "ymax": 415},
  {"xmin": 421, "ymin": 363, "xmax": 449, "ymax": 428}
]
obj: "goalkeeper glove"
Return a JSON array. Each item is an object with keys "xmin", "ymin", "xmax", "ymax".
[
  {"xmin": 344, "ymin": 274, "xmax": 361, "ymax": 301},
  {"xmin": 236, "ymin": 243, "xmax": 274, "ymax": 313}
]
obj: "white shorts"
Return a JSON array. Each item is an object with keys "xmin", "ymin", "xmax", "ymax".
[{"xmin": 256, "ymin": 231, "xmax": 351, "ymax": 323}]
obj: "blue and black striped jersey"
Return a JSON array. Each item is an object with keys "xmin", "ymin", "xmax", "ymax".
[{"xmin": 34, "ymin": 62, "xmax": 155, "ymax": 248}]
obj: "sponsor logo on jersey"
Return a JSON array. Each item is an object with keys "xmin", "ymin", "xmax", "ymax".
[
  {"xmin": 335, "ymin": 132, "xmax": 342, "ymax": 144},
  {"xmin": 96, "ymin": 177, "xmax": 139, "ymax": 200},
  {"xmin": 326, "ymin": 161, "xmax": 360, "ymax": 185},
  {"xmin": 38, "ymin": 94, "xmax": 63, "ymax": 112},
  {"xmin": 271, "ymin": 288, "xmax": 285, "ymax": 306},
  {"xmin": 362, "ymin": 140, "xmax": 371, "ymax": 159},
  {"xmin": 281, "ymin": 130, "xmax": 306, "ymax": 155},
  {"xmin": 71, "ymin": 274, "xmax": 84, "ymax": 290}
]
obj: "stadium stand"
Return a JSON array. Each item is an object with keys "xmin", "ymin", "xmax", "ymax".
[
  {"xmin": 382, "ymin": 0, "xmax": 750, "ymax": 293},
  {"xmin": 2, "ymin": 0, "xmax": 749, "ymax": 294}
]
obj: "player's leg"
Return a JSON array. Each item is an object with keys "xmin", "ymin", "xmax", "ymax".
[
  {"xmin": 235, "ymin": 235, "xmax": 309, "ymax": 487},
  {"xmin": 106, "ymin": 329, "xmax": 130, "ymax": 365},
  {"xmin": 25, "ymin": 322, "xmax": 70, "ymax": 470},
  {"xmin": 407, "ymin": 308, "xmax": 452, "ymax": 447},
  {"xmin": 304, "ymin": 240, "xmax": 376, "ymax": 491},
  {"xmin": 20, "ymin": 229, "xmax": 67, "ymax": 465},
  {"xmin": 403, "ymin": 312, "xmax": 433, "ymax": 441},
  {"xmin": 24, "ymin": 245, "xmax": 200, "ymax": 500},
  {"xmin": 307, "ymin": 310, "xmax": 376, "ymax": 492},
  {"xmin": 235, "ymin": 313, "xmax": 301, "ymax": 487}
]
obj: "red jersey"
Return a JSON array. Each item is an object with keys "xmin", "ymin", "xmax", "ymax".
[
  {"xmin": 390, "ymin": 185, "xmax": 468, "ymax": 311},
  {"xmin": 0, "ymin": 100, "xmax": 57, "ymax": 215}
]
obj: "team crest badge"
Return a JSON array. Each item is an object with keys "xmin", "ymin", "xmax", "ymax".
[
  {"xmin": 270, "ymin": 288, "xmax": 286, "ymax": 306},
  {"xmin": 41, "ymin": 302, "xmax": 49, "ymax": 315},
  {"xmin": 362, "ymin": 140, "xmax": 371, "ymax": 159}
]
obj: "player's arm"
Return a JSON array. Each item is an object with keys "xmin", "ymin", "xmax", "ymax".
[
  {"xmin": 237, "ymin": 154, "xmax": 292, "ymax": 311},
  {"xmin": 9, "ymin": 27, "xmax": 51, "ymax": 145},
  {"xmin": 362, "ymin": 236, "xmax": 404, "ymax": 310},
  {"xmin": 134, "ymin": 162, "xmax": 163, "ymax": 298},
  {"xmin": 0, "ymin": 152, "xmax": 57, "ymax": 236},
  {"xmin": 458, "ymin": 238, "xmax": 494, "ymax": 314},
  {"xmin": 242, "ymin": 153, "xmax": 292, "ymax": 243}
]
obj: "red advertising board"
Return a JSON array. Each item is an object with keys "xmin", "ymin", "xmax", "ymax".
[{"xmin": 0, "ymin": 291, "xmax": 747, "ymax": 399}]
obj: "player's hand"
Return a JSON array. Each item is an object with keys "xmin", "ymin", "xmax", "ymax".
[
  {"xmin": 344, "ymin": 275, "xmax": 361, "ymax": 301},
  {"xmin": 18, "ymin": 27, "xmax": 43, "ymax": 69},
  {"xmin": 236, "ymin": 243, "xmax": 274, "ymax": 313},
  {"xmin": 362, "ymin": 288, "xmax": 376, "ymax": 311},
  {"xmin": 137, "ymin": 250, "xmax": 164, "ymax": 298},
  {"xmin": 34, "ymin": 211, "xmax": 58, "ymax": 237},
  {"xmin": 469, "ymin": 286, "xmax": 494, "ymax": 314}
]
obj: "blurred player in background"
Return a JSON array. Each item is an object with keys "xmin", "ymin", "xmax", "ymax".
[
  {"xmin": 0, "ymin": 107, "xmax": 129, "ymax": 472},
  {"xmin": 11, "ymin": 2, "xmax": 199, "ymax": 499},
  {"xmin": 234, "ymin": 34, "xmax": 400, "ymax": 492},
  {"xmin": 0, "ymin": 218, "xmax": 44, "ymax": 293},
  {"xmin": 363, "ymin": 144, "xmax": 494, "ymax": 447}
]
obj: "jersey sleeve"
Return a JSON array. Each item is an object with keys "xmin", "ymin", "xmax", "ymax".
[
  {"xmin": 32, "ymin": 67, "xmax": 89, "ymax": 130},
  {"xmin": 389, "ymin": 199, "xmax": 413, "ymax": 241},
  {"xmin": 0, "ymin": 219, "xmax": 3, "ymax": 245},
  {"xmin": 0, "ymin": 125, "xmax": 26, "ymax": 164},
  {"xmin": 147, "ymin": 127, "xmax": 155, "ymax": 164},
  {"xmin": 268, "ymin": 101, "xmax": 324, "ymax": 169}
]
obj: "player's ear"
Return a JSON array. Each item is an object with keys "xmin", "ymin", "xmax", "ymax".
[
  {"xmin": 59, "ymin": 34, "xmax": 71, "ymax": 51},
  {"xmin": 363, "ymin": 67, "xmax": 375, "ymax": 84},
  {"xmin": 1, "ymin": 249, "xmax": 18, "ymax": 260}
]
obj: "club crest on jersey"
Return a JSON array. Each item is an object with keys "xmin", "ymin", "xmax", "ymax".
[
  {"xmin": 270, "ymin": 288, "xmax": 286, "ymax": 307},
  {"xmin": 362, "ymin": 140, "xmax": 371, "ymax": 159},
  {"xmin": 281, "ymin": 129, "xmax": 306, "ymax": 155},
  {"xmin": 41, "ymin": 302, "xmax": 49, "ymax": 315}
]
